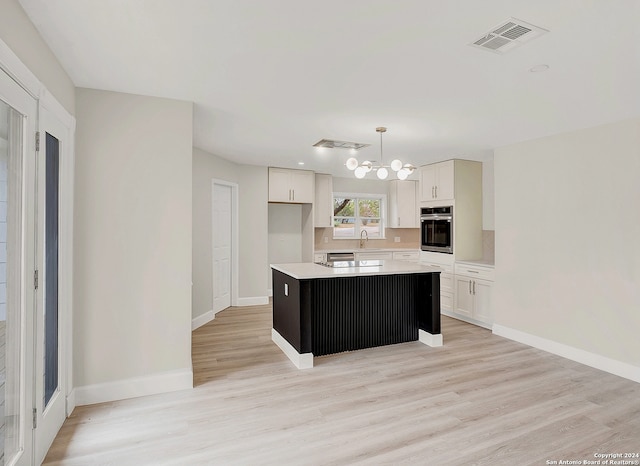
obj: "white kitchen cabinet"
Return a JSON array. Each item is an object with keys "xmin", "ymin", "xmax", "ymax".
[
  {"xmin": 388, "ymin": 180, "xmax": 418, "ymax": 228},
  {"xmin": 453, "ymin": 263, "xmax": 494, "ymax": 327},
  {"xmin": 314, "ymin": 173, "xmax": 333, "ymax": 227},
  {"xmin": 392, "ymin": 251, "xmax": 420, "ymax": 261},
  {"xmin": 355, "ymin": 251, "xmax": 393, "ymax": 261},
  {"xmin": 419, "ymin": 160, "xmax": 454, "ymax": 202},
  {"xmin": 421, "ymin": 260, "xmax": 454, "ymax": 313},
  {"xmin": 268, "ymin": 167, "xmax": 314, "ymax": 203}
]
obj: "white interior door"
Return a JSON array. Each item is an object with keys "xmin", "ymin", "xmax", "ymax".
[
  {"xmin": 212, "ymin": 182, "xmax": 232, "ymax": 313},
  {"xmin": 33, "ymin": 109, "xmax": 69, "ymax": 463},
  {"xmin": 1, "ymin": 68, "xmax": 36, "ymax": 466}
]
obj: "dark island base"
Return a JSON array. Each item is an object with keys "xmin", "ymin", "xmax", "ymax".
[{"xmin": 272, "ymin": 269, "xmax": 442, "ymax": 368}]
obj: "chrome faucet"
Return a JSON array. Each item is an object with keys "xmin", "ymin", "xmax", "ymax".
[{"xmin": 359, "ymin": 229, "xmax": 369, "ymax": 248}]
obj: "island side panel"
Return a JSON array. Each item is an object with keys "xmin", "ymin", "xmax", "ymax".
[
  {"xmin": 311, "ymin": 274, "xmax": 419, "ymax": 356},
  {"xmin": 272, "ymin": 269, "xmax": 312, "ymax": 354},
  {"xmin": 416, "ymin": 272, "xmax": 441, "ymax": 335}
]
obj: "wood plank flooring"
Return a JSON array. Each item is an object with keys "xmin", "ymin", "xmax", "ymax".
[{"xmin": 43, "ymin": 304, "xmax": 640, "ymax": 465}]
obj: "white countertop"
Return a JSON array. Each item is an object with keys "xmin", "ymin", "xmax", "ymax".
[
  {"xmin": 314, "ymin": 248, "xmax": 418, "ymax": 253},
  {"xmin": 271, "ymin": 260, "xmax": 442, "ymax": 280},
  {"xmin": 455, "ymin": 259, "xmax": 495, "ymax": 268}
]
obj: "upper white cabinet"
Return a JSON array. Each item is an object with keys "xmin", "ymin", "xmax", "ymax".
[
  {"xmin": 314, "ymin": 173, "xmax": 333, "ymax": 227},
  {"xmin": 268, "ymin": 167, "xmax": 314, "ymax": 204},
  {"xmin": 419, "ymin": 160, "xmax": 454, "ymax": 202},
  {"xmin": 388, "ymin": 180, "xmax": 418, "ymax": 228},
  {"xmin": 419, "ymin": 159, "xmax": 483, "ymax": 260}
]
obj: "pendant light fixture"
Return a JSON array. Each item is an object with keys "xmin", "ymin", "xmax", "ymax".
[{"xmin": 346, "ymin": 127, "xmax": 415, "ymax": 180}]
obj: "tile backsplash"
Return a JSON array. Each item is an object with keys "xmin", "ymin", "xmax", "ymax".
[{"xmin": 315, "ymin": 227, "xmax": 420, "ymax": 250}]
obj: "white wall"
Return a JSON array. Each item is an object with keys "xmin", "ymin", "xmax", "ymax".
[
  {"xmin": 192, "ymin": 148, "xmax": 238, "ymax": 320},
  {"xmin": 268, "ymin": 204, "xmax": 302, "ymax": 290},
  {"xmin": 74, "ymin": 89, "xmax": 193, "ymax": 400},
  {"xmin": 237, "ymin": 166, "xmax": 269, "ymax": 302},
  {"xmin": 0, "ymin": 0, "xmax": 75, "ymax": 115},
  {"xmin": 192, "ymin": 150, "xmax": 269, "ymax": 317},
  {"xmin": 494, "ymin": 117, "xmax": 640, "ymax": 375}
]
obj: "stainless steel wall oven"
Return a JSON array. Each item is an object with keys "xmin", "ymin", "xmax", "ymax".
[{"xmin": 420, "ymin": 206, "xmax": 453, "ymax": 254}]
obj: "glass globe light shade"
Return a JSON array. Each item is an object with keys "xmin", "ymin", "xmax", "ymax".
[
  {"xmin": 403, "ymin": 164, "xmax": 415, "ymax": 174},
  {"xmin": 397, "ymin": 168, "xmax": 409, "ymax": 180},
  {"xmin": 377, "ymin": 167, "xmax": 389, "ymax": 180},
  {"xmin": 346, "ymin": 157, "xmax": 359, "ymax": 170},
  {"xmin": 362, "ymin": 161, "xmax": 373, "ymax": 173},
  {"xmin": 354, "ymin": 166, "xmax": 367, "ymax": 179},
  {"xmin": 390, "ymin": 159, "xmax": 403, "ymax": 172}
]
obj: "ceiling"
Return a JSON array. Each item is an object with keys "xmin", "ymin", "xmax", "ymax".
[{"xmin": 19, "ymin": 0, "xmax": 640, "ymax": 177}]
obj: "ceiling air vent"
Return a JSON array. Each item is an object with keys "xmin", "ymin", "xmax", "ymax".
[
  {"xmin": 313, "ymin": 139, "xmax": 370, "ymax": 150},
  {"xmin": 470, "ymin": 18, "xmax": 548, "ymax": 54}
]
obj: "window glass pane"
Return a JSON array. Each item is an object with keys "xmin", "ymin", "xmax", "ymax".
[
  {"xmin": 44, "ymin": 132, "xmax": 59, "ymax": 408},
  {"xmin": 358, "ymin": 199, "xmax": 380, "ymax": 218},
  {"xmin": 360, "ymin": 218, "xmax": 381, "ymax": 237},
  {"xmin": 333, "ymin": 198, "xmax": 354, "ymax": 217},
  {"xmin": 333, "ymin": 217, "xmax": 355, "ymax": 237}
]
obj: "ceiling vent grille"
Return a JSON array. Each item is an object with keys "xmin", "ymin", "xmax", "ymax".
[
  {"xmin": 313, "ymin": 139, "xmax": 370, "ymax": 150},
  {"xmin": 470, "ymin": 18, "xmax": 548, "ymax": 54}
]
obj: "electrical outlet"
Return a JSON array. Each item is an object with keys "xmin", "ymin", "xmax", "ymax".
[
  {"xmin": 394, "ymin": 236, "xmax": 401, "ymax": 243},
  {"xmin": 323, "ymin": 236, "xmax": 328, "ymax": 243}
]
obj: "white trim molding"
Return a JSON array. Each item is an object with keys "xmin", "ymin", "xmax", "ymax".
[
  {"xmin": 237, "ymin": 296, "xmax": 270, "ymax": 307},
  {"xmin": 73, "ymin": 368, "xmax": 194, "ymax": 407},
  {"xmin": 192, "ymin": 310, "xmax": 215, "ymax": 330},
  {"xmin": 418, "ymin": 329, "xmax": 443, "ymax": 347},
  {"xmin": 271, "ymin": 329, "xmax": 313, "ymax": 369},
  {"xmin": 493, "ymin": 324, "xmax": 640, "ymax": 384}
]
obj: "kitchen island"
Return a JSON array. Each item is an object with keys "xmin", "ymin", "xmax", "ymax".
[{"xmin": 271, "ymin": 260, "xmax": 442, "ymax": 369}]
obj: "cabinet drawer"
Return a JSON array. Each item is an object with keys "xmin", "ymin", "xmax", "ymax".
[
  {"xmin": 454, "ymin": 263, "xmax": 495, "ymax": 281},
  {"xmin": 355, "ymin": 251, "xmax": 393, "ymax": 261},
  {"xmin": 392, "ymin": 251, "xmax": 420, "ymax": 261},
  {"xmin": 441, "ymin": 291, "xmax": 453, "ymax": 313},
  {"xmin": 440, "ymin": 272, "xmax": 454, "ymax": 293}
]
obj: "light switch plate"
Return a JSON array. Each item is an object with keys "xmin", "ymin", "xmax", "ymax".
[{"xmin": 394, "ymin": 236, "xmax": 401, "ymax": 243}]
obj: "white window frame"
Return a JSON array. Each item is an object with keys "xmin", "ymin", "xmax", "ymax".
[{"xmin": 332, "ymin": 192, "xmax": 386, "ymax": 239}]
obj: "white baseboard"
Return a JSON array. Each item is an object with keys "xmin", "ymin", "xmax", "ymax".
[
  {"xmin": 419, "ymin": 329, "xmax": 443, "ymax": 347},
  {"xmin": 237, "ymin": 296, "xmax": 269, "ymax": 306},
  {"xmin": 66, "ymin": 389, "xmax": 76, "ymax": 416},
  {"xmin": 192, "ymin": 310, "xmax": 215, "ymax": 330},
  {"xmin": 73, "ymin": 368, "xmax": 194, "ymax": 407},
  {"xmin": 493, "ymin": 324, "xmax": 640, "ymax": 384},
  {"xmin": 441, "ymin": 309, "xmax": 492, "ymax": 330},
  {"xmin": 271, "ymin": 328, "xmax": 313, "ymax": 369}
]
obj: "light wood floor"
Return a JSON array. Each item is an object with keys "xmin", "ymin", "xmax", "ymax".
[{"xmin": 43, "ymin": 304, "xmax": 640, "ymax": 465}]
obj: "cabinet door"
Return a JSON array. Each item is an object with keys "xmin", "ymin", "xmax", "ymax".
[
  {"xmin": 355, "ymin": 252, "xmax": 393, "ymax": 261},
  {"xmin": 268, "ymin": 168, "xmax": 292, "ymax": 202},
  {"xmin": 434, "ymin": 160, "xmax": 454, "ymax": 201},
  {"xmin": 472, "ymin": 279, "xmax": 492, "ymax": 324},
  {"xmin": 420, "ymin": 166, "xmax": 437, "ymax": 201},
  {"xmin": 388, "ymin": 181, "xmax": 399, "ymax": 227},
  {"xmin": 454, "ymin": 276, "xmax": 473, "ymax": 318},
  {"xmin": 290, "ymin": 170, "xmax": 314, "ymax": 203},
  {"xmin": 314, "ymin": 174, "xmax": 333, "ymax": 227},
  {"xmin": 397, "ymin": 181, "xmax": 418, "ymax": 227}
]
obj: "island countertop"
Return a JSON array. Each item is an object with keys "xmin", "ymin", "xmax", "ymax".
[{"xmin": 270, "ymin": 260, "xmax": 442, "ymax": 280}]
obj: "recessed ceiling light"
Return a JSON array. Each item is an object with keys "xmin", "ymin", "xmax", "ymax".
[
  {"xmin": 529, "ymin": 64, "xmax": 550, "ymax": 73},
  {"xmin": 298, "ymin": 162, "xmax": 305, "ymax": 165}
]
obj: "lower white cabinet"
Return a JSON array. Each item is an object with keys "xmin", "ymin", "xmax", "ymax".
[
  {"xmin": 453, "ymin": 263, "xmax": 494, "ymax": 327},
  {"xmin": 392, "ymin": 251, "xmax": 420, "ymax": 261},
  {"xmin": 355, "ymin": 251, "xmax": 393, "ymax": 261}
]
